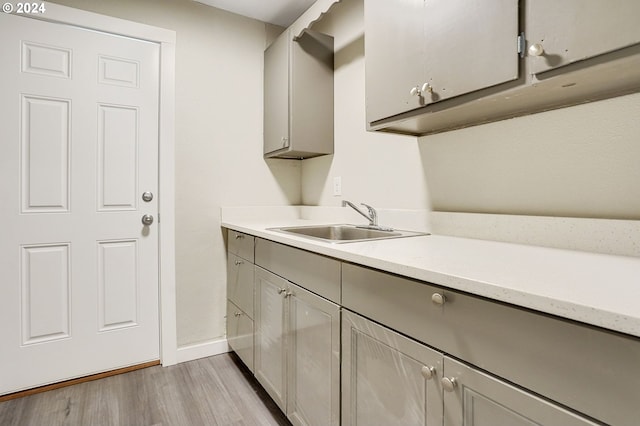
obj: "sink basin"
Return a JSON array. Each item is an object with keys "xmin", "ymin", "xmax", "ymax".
[{"xmin": 270, "ymin": 224, "xmax": 428, "ymax": 243}]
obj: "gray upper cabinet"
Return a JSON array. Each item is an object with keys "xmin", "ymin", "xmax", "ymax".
[
  {"xmin": 264, "ymin": 29, "xmax": 334, "ymax": 159},
  {"xmin": 365, "ymin": 0, "xmax": 640, "ymax": 135},
  {"xmin": 365, "ymin": 0, "xmax": 519, "ymax": 124},
  {"xmin": 527, "ymin": 0, "xmax": 640, "ymax": 75}
]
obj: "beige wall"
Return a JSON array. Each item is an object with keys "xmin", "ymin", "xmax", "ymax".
[
  {"xmin": 47, "ymin": 0, "xmax": 640, "ymax": 349},
  {"xmin": 49, "ymin": 0, "xmax": 301, "ymax": 346},
  {"xmin": 305, "ymin": 0, "xmax": 640, "ymax": 221}
]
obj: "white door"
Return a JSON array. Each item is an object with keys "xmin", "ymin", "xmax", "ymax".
[{"xmin": 0, "ymin": 12, "xmax": 160, "ymax": 395}]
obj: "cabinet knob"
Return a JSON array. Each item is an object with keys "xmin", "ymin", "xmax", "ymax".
[
  {"xmin": 421, "ymin": 82, "xmax": 432, "ymax": 94},
  {"xmin": 234, "ymin": 234, "xmax": 244, "ymax": 240},
  {"xmin": 277, "ymin": 288, "xmax": 286, "ymax": 294},
  {"xmin": 234, "ymin": 260, "xmax": 244, "ymax": 266},
  {"xmin": 421, "ymin": 365, "xmax": 436, "ymax": 380},
  {"xmin": 410, "ymin": 86, "xmax": 420, "ymax": 96},
  {"xmin": 234, "ymin": 311, "xmax": 242, "ymax": 317},
  {"xmin": 528, "ymin": 43, "xmax": 544, "ymax": 56},
  {"xmin": 431, "ymin": 292, "xmax": 446, "ymax": 306},
  {"xmin": 441, "ymin": 377, "xmax": 457, "ymax": 392},
  {"xmin": 284, "ymin": 291, "xmax": 293, "ymax": 298}
]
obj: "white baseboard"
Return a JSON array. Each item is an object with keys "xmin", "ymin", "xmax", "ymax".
[{"xmin": 175, "ymin": 338, "xmax": 229, "ymax": 364}]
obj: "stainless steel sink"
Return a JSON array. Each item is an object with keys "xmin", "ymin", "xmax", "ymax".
[{"xmin": 269, "ymin": 224, "xmax": 428, "ymax": 243}]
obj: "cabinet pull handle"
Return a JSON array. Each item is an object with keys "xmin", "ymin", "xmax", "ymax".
[
  {"xmin": 421, "ymin": 365, "xmax": 436, "ymax": 380},
  {"xmin": 431, "ymin": 292, "xmax": 446, "ymax": 306},
  {"xmin": 529, "ymin": 43, "xmax": 544, "ymax": 56},
  {"xmin": 441, "ymin": 377, "xmax": 457, "ymax": 392},
  {"xmin": 234, "ymin": 260, "xmax": 244, "ymax": 265}
]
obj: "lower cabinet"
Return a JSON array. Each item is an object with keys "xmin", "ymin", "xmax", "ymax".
[
  {"xmin": 342, "ymin": 310, "xmax": 597, "ymax": 426},
  {"xmin": 341, "ymin": 310, "xmax": 443, "ymax": 426},
  {"xmin": 442, "ymin": 357, "xmax": 598, "ymax": 426},
  {"xmin": 226, "ymin": 299, "xmax": 254, "ymax": 371},
  {"xmin": 255, "ymin": 266, "xmax": 340, "ymax": 426}
]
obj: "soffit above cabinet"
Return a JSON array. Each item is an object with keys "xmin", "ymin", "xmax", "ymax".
[
  {"xmin": 193, "ymin": 0, "xmax": 341, "ymax": 31},
  {"xmin": 193, "ymin": 0, "xmax": 316, "ymax": 26}
]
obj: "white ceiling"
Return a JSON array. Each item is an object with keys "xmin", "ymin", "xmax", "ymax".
[{"xmin": 193, "ymin": 0, "xmax": 317, "ymax": 27}]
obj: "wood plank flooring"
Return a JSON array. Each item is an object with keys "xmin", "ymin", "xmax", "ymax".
[{"xmin": 0, "ymin": 353, "xmax": 290, "ymax": 426}]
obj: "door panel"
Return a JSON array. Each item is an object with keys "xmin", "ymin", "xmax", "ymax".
[
  {"xmin": 424, "ymin": 0, "xmax": 519, "ymax": 103},
  {"xmin": 528, "ymin": 0, "xmax": 640, "ymax": 74},
  {"xmin": 0, "ymin": 12, "xmax": 160, "ymax": 395},
  {"xmin": 443, "ymin": 357, "xmax": 598, "ymax": 426},
  {"xmin": 97, "ymin": 105, "xmax": 139, "ymax": 210},
  {"xmin": 21, "ymin": 244, "xmax": 71, "ymax": 344},
  {"xmin": 287, "ymin": 283, "xmax": 340, "ymax": 426},
  {"xmin": 227, "ymin": 300, "xmax": 255, "ymax": 372},
  {"xmin": 254, "ymin": 267, "xmax": 287, "ymax": 411},
  {"xmin": 365, "ymin": 0, "xmax": 425, "ymax": 122},
  {"xmin": 342, "ymin": 310, "xmax": 443, "ymax": 426},
  {"xmin": 21, "ymin": 95, "xmax": 71, "ymax": 212}
]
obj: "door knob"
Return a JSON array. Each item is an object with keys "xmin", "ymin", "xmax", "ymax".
[
  {"xmin": 442, "ymin": 377, "xmax": 457, "ymax": 392},
  {"xmin": 431, "ymin": 292, "xmax": 446, "ymax": 305},
  {"xmin": 142, "ymin": 191, "xmax": 153, "ymax": 202},
  {"xmin": 421, "ymin": 365, "xmax": 436, "ymax": 380},
  {"xmin": 141, "ymin": 214, "xmax": 154, "ymax": 226}
]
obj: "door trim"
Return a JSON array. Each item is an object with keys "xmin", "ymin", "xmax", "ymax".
[{"xmin": 19, "ymin": 4, "xmax": 178, "ymax": 365}]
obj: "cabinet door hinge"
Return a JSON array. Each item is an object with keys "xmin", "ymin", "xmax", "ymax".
[{"xmin": 517, "ymin": 32, "xmax": 525, "ymax": 58}]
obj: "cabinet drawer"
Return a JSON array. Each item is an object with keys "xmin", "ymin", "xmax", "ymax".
[
  {"xmin": 342, "ymin": 262, "xmax": 444, "ymax": 343},
  {"xmin": 342, "ymin": 263, "xmax": 640, "ymax": 426},
  {"xmin": 227, "ymin": 300, "xmax": 254, "ymax": 372},
  {"xmin": 255, "ymin": 238, "xmax": 340, "ymax": 304},
  {"xmin": 228, "ymin": 230, "xmax": 254, "ymax": 262},
  {"xmin": 227, "ymin": 254, "xmax": 254, "ymax": 317}
]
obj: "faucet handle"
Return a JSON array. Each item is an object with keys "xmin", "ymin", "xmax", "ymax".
[{"xmin": 360, "ymin": 203, "xmax": 377, "ymax": 225}]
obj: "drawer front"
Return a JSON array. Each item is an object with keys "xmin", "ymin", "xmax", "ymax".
[
  {"xmin": 227, "ymin": 300, "xmax": 254, "ymax": 372},
  {"xmin": 227, "ymin": 254, "xmax": 254, "ymax": 317},
  {"xmin": 228, "ymin": 230, "xmax": 254, "ymax": 262},
  {"xmin": 342, "ymin": 262, "xmax": 445, "ymax": 344},
  {"xmin": 255, "ymin": 238, "xmax": 340, "ymax": 304},
  {"xmin": 343, "ymin": 263, "xmax": 640, "ymax": 426}
]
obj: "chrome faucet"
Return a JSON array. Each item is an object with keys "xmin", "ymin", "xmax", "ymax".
[{"xmin": 341, "ymin": 200, "xmax": 393, "ymax": 231}]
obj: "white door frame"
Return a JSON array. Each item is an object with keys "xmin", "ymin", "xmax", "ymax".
[{"xmin": 19, "ymin": 4, "xmax": 178, "ymax": 366}]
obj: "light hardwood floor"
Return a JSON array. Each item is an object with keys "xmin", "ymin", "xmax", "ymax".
[{"xmin": 0, "ymin": 353, "xmax": 290, "ymax": 426}]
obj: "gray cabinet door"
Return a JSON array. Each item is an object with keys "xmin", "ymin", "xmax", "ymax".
[
  {"xmin": 365, "ymin": 0, "xmax": 425, "ymax": 123},
  {"xmin": 264, "ymin": 30, "xmax": 290, "ymax": 156},
  {"xmin": 254, "ymin": 266, "xmax": 288, "ymax": 412},
  {"xmin": 287, "ymin": 283, "xmax": 340, "ymax": 426},
  {"xmin": 528, "ymin": 0, "xmax": 640, "ymax": 74},
  {"xmin": 342, "ymin": 310, "xmax": 443, "ymax": 426},
  {"xmin": 442, "ymin": 357, "xmax": 598, "ymax": 426},
  {"xmin": 365, "ymin": 0, "xmax": 519, "ymax": 124},
  {"xmin": 226, "ymin": 300, "xmax": 254, "ymax": 372},
  {"xmin": 423, "ymin": 0, "xmax": 519, "ymax": 103},
  {"xmin": 226, "ymin": 254, "xmax": 254, "ymax": 317}
]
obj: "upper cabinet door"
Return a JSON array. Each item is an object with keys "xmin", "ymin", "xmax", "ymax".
[
  {"xmin": 423, "ymin": 0, "xmax": 519, "ymax": 103},
  {"xmin": 528, "ymin": 0, "xmax": 640, "ymax": 74},
  {"xmin": 365, "ymin": 0, "xmax": 519, "ymax": 125},
  {"xmin": 365, "ymin": 0, "xmax": 425, "ymax": 123},
  {"xmin": 264, "ymin": 31, "xmax": 290, "ymax": 156}
]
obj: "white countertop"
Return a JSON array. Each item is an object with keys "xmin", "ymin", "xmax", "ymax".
[{"xmin": 222, "ymin": 214, "xmax": 640, "ymax": 339}]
